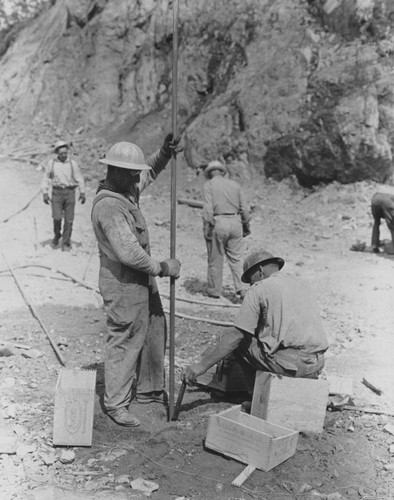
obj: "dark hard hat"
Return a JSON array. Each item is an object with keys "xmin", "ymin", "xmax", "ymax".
[{"xmin": 241, "ymin": 250, "xmax": 285, "ymax": 283}]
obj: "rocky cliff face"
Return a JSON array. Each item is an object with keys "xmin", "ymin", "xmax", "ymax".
[{"xmin": 1, "ymin": 0, "xmax": 394, "ymax": 185}]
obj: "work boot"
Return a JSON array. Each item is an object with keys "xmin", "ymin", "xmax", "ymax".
[
  {"xmin": 52, "ymin": 220, "xmax": 62, "ymax": 248},
  {"xmin": 241, "ymin": 400, "xmax": 252, "ymax": 414},
  {"xmin": 106, "ymin": 408, "xmax": 140, "ymax": 427},
  {"xmin": 62, "ymin": 220, "xmax": 73, "ymax": 248}
]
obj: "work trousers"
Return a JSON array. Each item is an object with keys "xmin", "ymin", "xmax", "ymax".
[
  {"xmin": 371, "ymin": 205, "xmax": 394, "ymax": 248},
  {"xmin": 233, "ymin": 336, "xmax": 325, "ymax": 392},
  {"xmin": 206, "ymin": 215, "xmax": 244, "ymax": 297},
  {"xmin": 51, "ymin": 188, "xmax": 75, "ymax": 246},
  {"xmin": 99, "ymin": 257, "xmax": 166, "ymax": 411}
]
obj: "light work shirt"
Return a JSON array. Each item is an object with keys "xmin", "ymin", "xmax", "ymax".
[
  {"xmin": 202, "ymin": 176, "xmax": 250, "ymax": 225},
  {"xmin": 234, "ymin": 273, "xmax": 329, "ymax": 355},
  {"xmin": 41, "ymin": 156, "xmax": 85, "ymax": 194}
]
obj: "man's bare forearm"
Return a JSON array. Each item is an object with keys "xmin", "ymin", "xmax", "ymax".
[{"xmin": 200, "ymin": 327, "xmax": 244, "ymax": 372}]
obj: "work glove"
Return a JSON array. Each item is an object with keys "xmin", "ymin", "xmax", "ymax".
[
  {"xmin": 159, "ymin": 258, "xmax": 181, "ymax": 278},
  {"xmin": 161, "ymin": 133, "xmax": 183, "ymax": 157},
  {"xmin": 242, "ymin": 222, "xmax": 251, "ymax": 237},
  {"xmin": 182, "ymin": 363, "xmax": 206, "ymax": 385},
  {"xmin": 79, "ymin": 193, "xmax": 86, "ymax": 204},
  {"xmin": 43, "ymin": 193, "xmax": 51, "ymax": 205},
  {"xmin": 203, "ymin": 221, "xmax": 214, "ymax": 241}
]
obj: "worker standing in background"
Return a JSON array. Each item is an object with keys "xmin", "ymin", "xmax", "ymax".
[
  {"xmin": 183, "ymin": 249, "xmax": 329, "ymax": 393},
  {"xmin": 202, "ymin": 160, "xmax": 251, "ymax": 300},
  {"xmin": 371, "ymin": 192, "xmax": 394, "ymax": 254},
  {"xmin": 91, "ymin": 135, "xmax": 181, "ymax": 427},
  {"xmin": 41, "ymin": 140, "xmax": 86, "ymax": 251}
]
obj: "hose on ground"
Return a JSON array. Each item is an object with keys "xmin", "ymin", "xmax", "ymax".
[{"xmin": 0, "ymin": 264, "xmax": 235, "ymax": 327}]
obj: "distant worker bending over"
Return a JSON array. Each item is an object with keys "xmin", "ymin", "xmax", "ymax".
[
  {"xmin": 202, "ymin": 160, "xmax": 251, "ymax": 300},
  {"xmin": 91, "ymin": 135, "xmax": 181, "ymax": 427},
  {"xmin": 41, "ymin": 140, "xmax": 86, "ymax": 251},
  {"xmin": 371, "ymin": 192, "xmax": 394, "ymax": 254},
  {"xmin": 183, "ymin": 250, "xmax": 329, "ymax": 390}
]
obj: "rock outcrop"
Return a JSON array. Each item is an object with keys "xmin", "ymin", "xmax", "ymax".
[{"xmin": 0, "ymin": 0, "xmax": 394, "ymax": 185}]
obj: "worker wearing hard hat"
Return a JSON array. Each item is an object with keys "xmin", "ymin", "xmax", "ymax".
[
  {"xmin": 41, "ymin": 140, "xmax": 86, "ymax": 251},
  {"xmin": 91, "ymin": 135, "xmax": 181, "ymax": 427},
  {"xmin": 182, "ymin": 250, "xmax": 329, "ymax": 389},
  {"xmin": 202, "ymin": 160, "xmax": 251, "ymax": 300}
]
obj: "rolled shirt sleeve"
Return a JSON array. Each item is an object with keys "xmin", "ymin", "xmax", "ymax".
[
  {"xmin": 233, "ymin": 286, "xmax": 280, "ymax": 354},
  {"xmin": 234, "ymin": 287, "xmax": 261, "ymax": 335}
]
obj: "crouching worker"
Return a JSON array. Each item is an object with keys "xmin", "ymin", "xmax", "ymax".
[
  {"xmin": 92, "ymin": 135, "xmax": 181, "ymax": 427},
  {"xmin": 182, "ymin": 250, "xmax": 329, "ymax": 392},
  {"xmin": 371, "ymin": 192, "xmax": 394, "ymax": 254}
]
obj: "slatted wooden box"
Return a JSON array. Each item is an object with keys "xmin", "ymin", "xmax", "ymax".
[
  {"xmin": 251, "ymin": 372, "xmax": 329, "ymax": 433},
  {"xmin": 205, "ymin": 405, "xmax": 298, "ymax": 472},
  {"xmin": 53, "ymin": 368, "xmax": 96, "ymax": 446}
]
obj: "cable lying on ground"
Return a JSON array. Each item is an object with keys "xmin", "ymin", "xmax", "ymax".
[{"xmin": 0, "ymin": 264, "xmax": 235, "ymax": 327}]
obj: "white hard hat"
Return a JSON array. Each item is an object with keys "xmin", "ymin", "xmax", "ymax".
[
  {"xmin": 205, "ymin": 160, "xmax": 227, "ymax": 178},
  {"xmin": 99, "ymin": 142, "xmax": 151, "ymax": 170}
]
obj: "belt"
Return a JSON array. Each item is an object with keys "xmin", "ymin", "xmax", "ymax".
[
  {"xmin": 214, "ymin": 213, "xmax": 239, "ymax": 216},
  {"xmin": 53, "ymin": 186, "xmax": 76, "ymax": 190},
  {"xmin": 275, "ymin": 348, "xmax": 325, "ymax": 360}
]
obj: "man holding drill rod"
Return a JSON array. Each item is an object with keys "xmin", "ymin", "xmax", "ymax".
[
  {"xmin": 92, "ymin": 134, "xmax": 181, "ymax": 427},
  {"xmin": 183, "ymin": 249, "xmax": 329, "ymax": 394}
]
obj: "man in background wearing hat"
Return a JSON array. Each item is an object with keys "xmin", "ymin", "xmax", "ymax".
[
  {"xmin": 183, "ymin": 249, "xmax": 329, "ymax": 391},
  {"xmin": 371, "ymin": 192, "xmax": 394, "ymax": 254},
  {"xmin": 91, "ymin": 134, "xmax": 181, "ymax": 427},
  {"xmin": 202, "ymin": 160, "xmax": 251, "ymax": 300},
  {"xmin": 41, "ymin": 140, "xmax": 86, "ymax": 251}
]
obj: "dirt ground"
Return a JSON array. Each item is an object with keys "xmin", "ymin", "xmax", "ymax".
[{"xmin": 0, "ymin": 156, "xmax": 394, "ymax": 500}]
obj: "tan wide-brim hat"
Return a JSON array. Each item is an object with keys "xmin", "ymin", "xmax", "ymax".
[
  {"xmin": 204, "ymin": 160, "xmax": 227, "ymax": 178},
  {"xmin": 54, "ymin": 140, "xmax": 68, "ymax": 152},
  {"xmin": 99, "ymin": 142, "xmax": 151, "ymax": 170},
  {"xmin": 241, "ymin": 250, "xmax": 285, "ymax": 283}
]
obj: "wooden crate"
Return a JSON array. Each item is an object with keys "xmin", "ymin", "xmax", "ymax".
[
  {"xmin": 251, "ymin": 372, "xmax": 329, "ymax": 433},
  {"xmin": 53, "ymin": 368, "xmax": 96, "ymax": 447},
  {"xmin": 205, "ymin": 405, "xmax": 298, "ymax": 472},
  {"xmin": 327, "ymin": 375, "xmax": 353, "ymax": 396}
]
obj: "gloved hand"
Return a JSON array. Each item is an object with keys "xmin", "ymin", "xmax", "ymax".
[
  {"xmin": 182, "ymin": 363, "xmax": 206, "ymax": 385},
  {"xmin": 79, "ymin": 193, "xmax": 86, "ymax": 204},
  {"xmin": 43, "ymin": 193, "xmax": 51, "ymax": 205},
  {"xmin": 159, "ymin": 258, "xmax": 181, "ymax": 278},
  {"xmin": 162, "ymin": 133, "xmax": 183, "ymax": 157},
  {"xmin": 242, "ymin": 222, "xmax": 251, "ymax": 237},
  {"xmin": 203, "ymin": 221, "xmax": 214, "ymax": 241}
]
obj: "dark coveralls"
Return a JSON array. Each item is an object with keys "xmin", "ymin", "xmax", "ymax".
[
  {"xmin": 371, "ymin": 192, "xmax": 394, "ymax": 250},
  {"xmin": 91, "ymin": 150, "xmax": 170, "ymax": 412}
]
